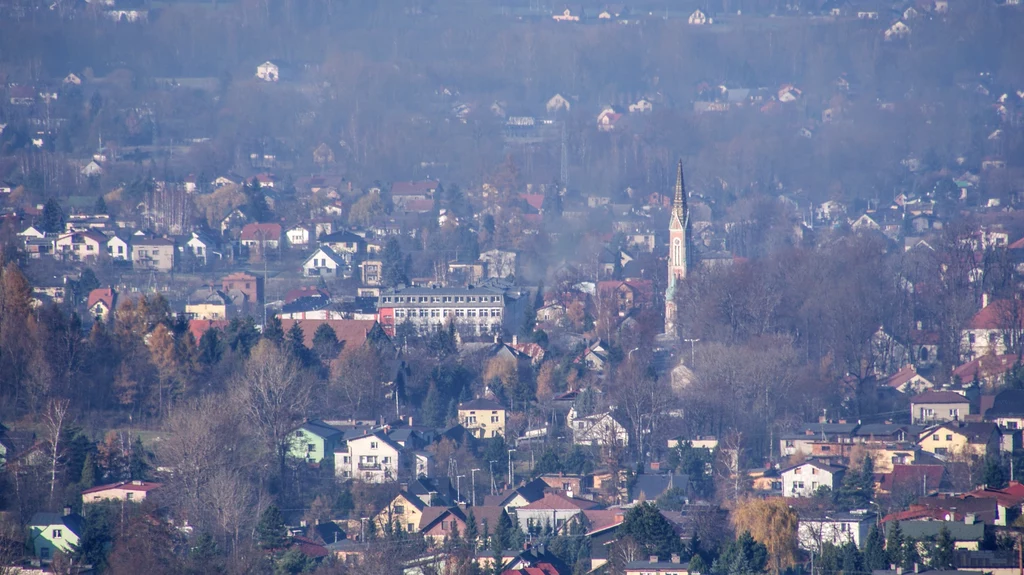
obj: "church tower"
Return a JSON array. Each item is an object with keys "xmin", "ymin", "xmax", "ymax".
[{"xmin": 665, "ymin": 160, "xmax": 690, "ymax": 335}]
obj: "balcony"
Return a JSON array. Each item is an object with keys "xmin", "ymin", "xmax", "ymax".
[{"xmin": 358, "ymin": 461, "xmax": 381, "ymax": 470}]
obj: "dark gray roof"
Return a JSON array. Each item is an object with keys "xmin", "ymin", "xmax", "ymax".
[
  {"xmin": 855, "ymin": 423, "xmax": 924, "ymax": 437},
  {"xmin": 29, "ymin": 512, "xmax": 85, "ymax": 537},
  {"xmin": 298, "ymin": 420, "xmax": 343, "ymax": 440},
  {"xmin": 887, "ymin": 520, "xmax": 985, "ymax": 541},
  {"xmin": 634, "ymin": 474, "xmax": 690, "ymax": 502},
  {"xmin": 458, "ymin": 398, "xmax": 504, "ymax": 411},
  {"xmin": 626, "ymin": 558, "xmax": 690, "ymax": 569},
  {"xmin": 987, "ymin": 389, "xmax": 1024, "ymax": 418}
]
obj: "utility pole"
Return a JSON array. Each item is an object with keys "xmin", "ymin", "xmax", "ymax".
[
  {"xmin": 683, "ymin": 338, "xmax": 700, "ymax": 365},
  {"xmin": 489, "ymin": 460, "xmax": 498, "ymax": 495},
  {"xmin": 456, "ymin": 474, "xmax": 466, "ymax": 505},
  {"xmin": 471, "ymin": 468, "xmax": 480, "ymax": 507},
  {"xmin": 508, "ymin": 448, "xmax": 516, "ymax": 487}
]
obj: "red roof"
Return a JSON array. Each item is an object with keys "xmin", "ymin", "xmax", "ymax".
[
  {"xmin": 391, "ymin": 180, "xmax": 437, "ymax": 196},
  {"xmin": 968, "ymin": 299, "xmax": 1024, "ymax": 330},
  {"xmin": 876, "ymin": 465, "xmax": 944, "ymax": 495},
  {"xmin": 882, "ymin": 505, "xmax": 951, "ymax": 523},
  {"xmin": 284, "ymin": 286, "xmax": 330, "ymax": 304},
  {"xmin": 953, "ymin": 354, "xmax": 1021, "ymax": 383},
  {"xmin": 240, "ymin": 223, "xmax": 282, "ymax": 241},
  {"xmin": 188, "ymin": 319, "xmax": 229, "ymax": 343},
  {"xmin": 520, "ymin": 492, "xmax": 602, "ymax": 511},
  {"xmin": 278, "ymin": 319, "xmax": 377, "ymax": 349},
  {"xmin": 502, "ymin": 564, "xmax": 561, "ymax": 575},
  {"xmin": 909, "ymin": 329, "xmax": 940, "ymax": 345},
  {"xmin": 87, "ymin": 287, "xmax": 116, "ymax": 310},
  {"xmin": 519, "ymin": 193, "xmax": 544, "ymax": 211},
  {"xmin": 290, "ymin": 536, "xmax": 328, "ymax": 558},
  {"xmin": 82, "ymin": 480, "xmax": 162, "ymax": 495}
]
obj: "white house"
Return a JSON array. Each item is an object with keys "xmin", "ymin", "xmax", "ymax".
[
  {"xmin": 552, "ymin": 7, "xmax": 581, "ymax": 21},
  {"xmin": 336, "ymin": 432, "xmax": 404, "ymax": 483},
  {"xmin": 29, "ymin": 510, "xmax": 84, "ymax": 560},
  {"xmin": 797, "ymin": 511, "xmax": 876, "ymax": 552},
  {"xmin": 567, "ymin": 407, "xmax": 629, "ymax": 447},
  {"xmin": 54, "ymin": 230, "xmax": 105, "ymax": 261},
  {"xmin": 781, "ymin": 460, "xmax": 846, "ymax": 498},
  {"xmin": 688, "ymin": 9, "xmax": 709, "ymax": 24},
  {"xmin": 286, "ymin": 224, "xmax": 312, "ymax": 248},
  {"xmin": 546, "ymin": 93, "xmax": 572, "ymax": 113},
  {"xmin": 628, "ymin": 99, "xmax": 653, "ymax": 114},
  {"xmin": 256, "ymin": 61, "xmax": 279, "ymax": 82},
  {"xmin": 302, "ymin": 246, "xmax": 347, "ymax": 277},
  {"xmin": 185, "ymin": 232, "xmax": 217, "ymax": 265},
  {"xmin": 106, "ymin": 235, "xmax": 130, "ymax": 261},
  {"xmin": 961, "ymin": 298, "xmax": 1023, "ymax": 358},
  {"xmin": 63, "ymin": 73, "xmax": 82, "ymax": 86},
  {"xmin": 884, "ymin": 21, "xmax": 911, "ymax": 41},
  {"xmin": 18, "ymin": 226, "xmax": 46, "ymax": 240},
  {"xmin": 81, "ymin": 161, "xmax": 103, "ymax": 177}
]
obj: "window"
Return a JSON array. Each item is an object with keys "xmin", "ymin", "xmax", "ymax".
[
  {"xmin": 383, "ymin": 457, "xmax": 391, "ymax": 464},
  {"xmin": 153, "ymin": 249, "xmax": 160, "ymax": 255},
  {"xmin": 794, "ymin": 481, "xmax": 805, "ymax": 490},
  {"xmin": 431, "ymin": 309, "xmax": 439, "ymax": 318},
  {"xmin": 456, "ymin": 309, "xmax": 465, "ymax": 317},
  {"xmin": 935, "ymin": 448, "xmax": 948, "ymax": 455},
  {"xmin": 370, "ymin": 442, "xmax": 379, "ymax": 449},
  {"xmin": 491, "ymin": 416, "xmax": 499, "ymax": 423},
  {"xmin": 820, "ymin": 446, "xmax": 831, "ymax": 452},
  {"xmin": 52, "ymin": 529, "xmax": 62, "ymax": 539},
  {"xmin": 408, "ymin": 523, "xmax": 415, "ymax": 531},
  {"xmin": 308, "ymin": 443, "xmax": 316, "ymax": 452},
  {"xmin": 468, "ymin": 416, "xmax": 477, "ymax": 424},
  {"xmin": 126, "ymin": 492, "xmax": 134, "ymax": 500},
  {"xmin": 41, "ymin": 547, "xmax": 50, "ymax": 559},
  {"xmin": 946, "ymin": 435, "xmax": 953, "ymax": 441},
  {"xmin": 969, "ymin": 333, "xmax": 976, "ymax": 344},
  {"xmin": 343, "ymin": 456, "xmax": 351, "ymax": 464},
  {"xmin": 395, "ymin": 505, "xmax": 404, "ymax": 514},
  {"xmin": 933, "ymin": 434, "xmax": 940, "ymax": 441}
]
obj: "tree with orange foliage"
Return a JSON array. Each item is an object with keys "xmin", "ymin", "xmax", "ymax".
[{"xmin": 731, "ymin": 497, "xmax": 799, "ymax": 575}]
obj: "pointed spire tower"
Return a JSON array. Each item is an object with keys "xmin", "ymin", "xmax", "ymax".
[{"xmin": 665, "ymin": 160, "xmax": 690, "ymax": 336}]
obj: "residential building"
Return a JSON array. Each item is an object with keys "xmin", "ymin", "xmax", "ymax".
[
  {"xmin": 780, "ymin": 460, "xmax": 846, "ymax": 498},
  {"xmin": 106, "ymin": 234, "xmax": 130, "ymax": 261},
  {"xmin": 29, "ymin": 509, "xmax": 84, "ymax": 560},
  {"xmin": 318, "ymin": 230, "xmax": 364, "ymax": 261},
  {"xmin": 985, "ymin": 389, "xmax": 1024, "ymax": 431},
  {"xmin": 222, "ymin": 272, "xmax": 263, "ymax": 305},
  {"xmin": 377, "ymin": 285, "xmax": 523, "ymax": 337},
  {"xmin": 632, "ymin": 474, "xmax": 690, "ymax": 503},
  {"xmin": 567, "ymin": 407, "xmax": 629, "ymax": 447},
  {"xmin": 303, "ymin": 246, "xmax": 347, "ymax": 277},
  {"xmin": 185, "ymin": 288, "xmax": 236, "ymax": 320},
  {"xmin": 884, "ymin": 519, "xmax": 985, "ymax": 550},
  {"xmin": 289, "ymin": 420, "xmax": 343, "ymax": 467},
  {"xmin": 54, "ymin": 230, "xmax": 105, "ymax": 261},
  {"xmin": 286, "ymin": 224, "xmax": 312, "ymax": 248},
  {"xmin": 390, "ymin": 181, "xmax": 437, "ymax": 209},
  {"xmin": 457, "ymin": 398, "xmax": 506, "ymax": 439},
  {"xmin": 961, "ymin": 298, "xmax": 1024, "ymax": 358},
  {"xmin": 911, "ymin": 391, "xmax": 970, "ymax": 424},
  {"xmin": 797, "ymin": 511, "xmax": 876, "ymax": 552},
  {"xmin": 132, "ymin": 236, "xmax": 176, "ymax": 271},
  {"xmin": 82, "ymin": 480, "xmax": 161, "ymax": 504},
  {"xmin": 918, "ymin": 422, "xmax": 1001, "ymax": 458},
  {"xmin": 256, "ymin": 61, "xmax": 279, "ymax": 81},
  {"xmin": 373, "ymin": 491, "xmax": 426, "ymax": 533},
  {"xmin": 884, "ymin": 365, "xmax": 935, "ymax": 394},
  {"xmin": 335, "ymin": 432, "xmax": 404, "ymax": 483},
  {"xmin": 240, "ymin": 223, "xmax": 282, "ymax": 253},
  {"xmin": 360, "ymin": 259, "xmax": 383, "ymax": 286},
  {"xmin": 514, "ymin": 492, "xmax": 602, "ymax": 533},
  {"xmin": 625, "ymin": 556, "xmax": 690, "ymax": 575},
  {"xmin": 185, "ymin": 232, "xmax": 218, "ymax": 265},
  {"xmin": 87, "ymin": 287, "xmax": 116, "ymax": 321}
]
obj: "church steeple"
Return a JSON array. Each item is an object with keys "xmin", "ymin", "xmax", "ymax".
[{"xmin": 673, "ymin": 159, "xmax": 686, "ymax": 220}]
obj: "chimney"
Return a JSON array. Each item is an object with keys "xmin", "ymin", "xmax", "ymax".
[
  {"xmin": 300, "ymin": 520, "xmax": 308, "ymax": 528},
  {"xmin": 916, "ymin": 320, "xmax": 922, "ymax": 330},
  {"xmin": 63, "ymin": 506, "xmax": 72, "ymax": 517},
  {"xmin": 671, "ymin": 554, "xmax": 681, "ymax": 564},
  {"xmin": 512, "ymin": 334, "xmax": 518, "ymax": 346},
  {"xmin": 650, "ymin": 556, "xmax": 659, "ymax": 564},
  {"xmin": 493, "ymin": 334, "xmax": 499, "ymax": 344},
  {"xmin": 914, "ymin": 563, "xmax": 920, "ymax": 574},
  {"xmin": 983, "ymin": 293, "xmax": 990, "ymax": 308},
  {"xmin": 896, "ymin": 567, "xmax": 903, "ymax": 575}
]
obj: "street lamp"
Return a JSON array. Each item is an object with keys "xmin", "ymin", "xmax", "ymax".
[
  {"xmin": 508, "ymin": 449, "xmax": 517, "ymax": 487},
  {"xmin": 628, "ymin": 346, "xmax": 640, "ymax": 362},
  {"xmin": 360, "ymin": 517, "xmax": 368, "ymax": 542},
  {"xmin": 471, "ymin": 468, "xmax": 481, "ymax": 507},
  {"xmin": 489, "ymin": 460, "xmax": 498, "ymax": 495},
  {"xmin": 683, "ymin": 338, "xmax": 700, "ymax": 365},
  {"xmin": 456, "ymin": 474, "xmax": 466, "ymax": 504}
]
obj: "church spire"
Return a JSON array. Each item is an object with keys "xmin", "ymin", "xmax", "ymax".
[{"xmin": 673, "ymin": 159, "xmax": 686, "ymax": 221}]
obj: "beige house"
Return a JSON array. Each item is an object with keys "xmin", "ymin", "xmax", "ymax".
[
  {"xmin": 82, "ymin": 480, "xmax": 161, "ymax": 503},
  {"xmin": 186, "ymin": 288, "xmax": 236, "ymax": 320},
  {"xmin": 373, "ymin": 491, "xmax": 425, "ymax": 533},
  {"xmin": 457, "ymin": 398, "xmax": 506, "ymax": 439},
  {"xmin": 335, "ymin": 432, "xmax": 404, "ymax": 483},
  {"xmin": 917, "ymin": 422, "xmax": 1001, "ymax": 459},
  {"xmin": 911, "ymin": 390, "xmax": 970, "ymax": 424},
  {"xmin": 132, "ymin": 237, "xmax": 176, "ymax": 271},
  {"xmin": 54, "ymin": 230, "xmax": 105, "ymax": 261}
]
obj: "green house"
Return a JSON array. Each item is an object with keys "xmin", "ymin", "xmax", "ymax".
[
  {"xmin": 289, "ymin": 420, "xmax": 344, "ymax": 466},
  {"xmin": 29, "ymin": 510, "xmax": 84, "ymax": 560}
]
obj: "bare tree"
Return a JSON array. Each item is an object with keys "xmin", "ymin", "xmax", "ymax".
[
  {"xmin": 231, "ymin": 340, "xmax": 312, "ymax": 479},
  {"xmin": 204, "ymin": 469, "xmax": 255, "ymax": 553},
  {"xmin": 43, "ymin": 397, "xmax": 71, "ymax": 505}
]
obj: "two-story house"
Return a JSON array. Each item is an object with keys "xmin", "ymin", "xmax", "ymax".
[
  {"xmin": 911, "ymin": 391, "xmax": 970, "ymax": 424},
  {"xmin": 185, "ymin": 288, "xmax": 236, "ymax": 321},
  {"xmin": 106, "ymin": 234, "xmax": 130, "ymax": 261},
  {"xmin": 373, "ymin": 491, "xmax": 426, "ymax": 534},
  {"xmin": 918, "ymin": 422, "xmax": 1001, "ymax": 459},
  {"xmin": 303, "ymin": 246, "xmax": 348, "ymax": 277},
  {"xmin": 797, "ymin": 511, "xmax": 876, "ymax": 552},
  {"xmin": 318, "ymin": 230, "xmax": 365, "ymax": 263},
  {"xmin": 54, "ymin": 230, "xmax": 105, "ymax": 261},
  {"xmin": 29, "ymin": 509, "xmax": 84, "ymax": 560},
  {"xmin": 336, "ymin": 432, "xmax": 404, "ymax": 483},
  {"xmin": 567, "ymin": 407, "xmax": 629, "ymax": 447},
  {"xmin": 457, "ymin": 398, "xmax": 506, "ymax": 439},
  {"xmin": 132, "ymin": 237, "xmax": 176, "ymax": 271},
  {"xmin": 87, "ymin": 287, "xmax": 117, "ymax": 322},
  {"xmin": 239, "ymin": 223, "xmax": 282, "ymax": 254},
  {"xmin": 961, "ymin": 297, "xmax": 1024, "ymax": 359},
  {"xmin": 289, "ymin": 420, "xmax": 344, "ymax": 467},
  {"xmin": 781, "ymin": 460, "xmax": 847, "ymax": 498},
  {"xmin": 986, "ymin": 389, "xmax": 1024, "ymax": 431}
]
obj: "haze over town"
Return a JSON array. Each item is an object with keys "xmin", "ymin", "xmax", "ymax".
[{"xmin": 1, "ymin": 0, "xmax": 1024, "ymax": 574}]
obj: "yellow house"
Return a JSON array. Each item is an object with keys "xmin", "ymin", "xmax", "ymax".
[
  {"xmin": 82, "ymin": 480, "xmax": 162, "ymax": 503},
  {"xmin": 457, "ymin": 398, "xmax": 506, "ymax": 439},
  {"xmin": 373, "ymin": 491, "xmax": 425, "ymax": 534},
  {"xmin": 917, "ymin": 422, "xmax": 1000, "ymax": 459},
  {"xmin": 185, "ymin": 288, "xmax": 236, "ymax": 320}
]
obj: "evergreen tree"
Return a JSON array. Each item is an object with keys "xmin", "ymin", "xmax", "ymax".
[
  {"xmin": 930, "ymin": 526, "xmax": 955, "ymax": 570},
  {"xmin": 312, "ymin": 323, "xmax": 340, "ymax": 362},
  {"xmin": 620, "ymin": 502, "xmax": 684, "ymax": 558},
  {"xmin": 715, "ymin": 532, "xmax": 768, "ymax": 575},
  {"xmin": 80, "ymin": 452, "xmax": 98, "ymax": 488},
  {"xmin": 422, "ymin": 383, "xmax": 444, "ymax": 428},
  {"xmin": 226, "ymin": 316, "xmax": 260, "ymax": 356},
  {"xmin": 864, "ymin": 525, "xmax": 888, "ymax": 570},
  {"xmin": 837, "ymin": 455, "xmax": 875, "ymax": 510},
  {"xmin": 840, "ymin": 542, "xmax": 863, "ymax": 574},
  {"xmin": 493, "ymin": 511, "xmax": 513, "ymax": 552},
  {"xmin": 286, "ymin": 323, "xmax": 309, "ymax": 365},
  {"xmin": 129, "ymin": 436, "xmax": 149, "ymax": 480},
  {"xmin": 886, "ymin": 521, "xmax": 904, "ymax": 568},
  {"xmin": 42, "ymin": 198, "xmax": 65, "ymax": 233},
  {"xmin": 465, "ymin": 509, "xmax": 479, "ymax": 550},
  {"xmin": 78, "ymin": 267, "xmax": 100, "ymax": 297},
  {"xmin": 244, "ymin": 179, "xmax": 270, "ymax": 222},
  {"xmin": 263, "ymin": 315, "xmax": 284, "ymax": 344},
  {"xmin": 817, "ymin": 543, "xmax": 841, "ymax": 575},
  {"xmin": 94, "ymin": 195, "xmax": 108, "ymax": 215},
  {"xmin": 381, "ymin": 237, "xmax": 409, "ymax": 287},
  {"xmin": 983, "ymin": 457, "xmax": 1008, "ymax": 489},
  {"xmin": 257, "ymin": 505, "xmax": 287, "ymax": 550},
  {"xmin": 198, "ymin": 328, "xmax": 223, "ymax": 366}
]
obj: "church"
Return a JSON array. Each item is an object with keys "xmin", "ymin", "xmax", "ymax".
[{"xmin": 664, "ymin": 160, "xmax": 691, "ymax": 336}]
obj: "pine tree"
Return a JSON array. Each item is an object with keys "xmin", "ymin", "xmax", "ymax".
[
  {"xmin": 128, "ymin": 437, "xmax": 148, "ymax": 480},
  {"xmin": 381, "ymin": 237, "xmax": 408, "ymax": 287},
  {"xmin": 257, "ymin": 505, "xmax": 287, "ymax": 550},
  {"xmin": 80, "ymin": 451, "xmax": 98, "ymax": 488},
  {"xmin": 864, "ymin": 525, "xmax": 888, "ymax": 570},
  {"xmin": 840, "ymin": 542, "xmax": 863, "ymax": 574},
  {"xmin": 930, "ymin": 526, "xmax": 954, "ymax": 570},
  {"xmin": 41, "ymin": 198, "xmax": 64, "ymax": 233},
  {"xmin": 465, "ymin": 509, "xmax": 479, "ymax": 550},
  {"xmin": 886, "ymin": 521, "xmax": 904, "ymax": 568},
  {"xmin": 286, "ymin": 322, "xmax": 309, "ymax": 365},
  {"xmin": 422, "ymin": 383, "xmax": 443, "ymax": 428},
  {"xmin": 263, "ymin": 315, "xmax": 284, "ymax": 344}
]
